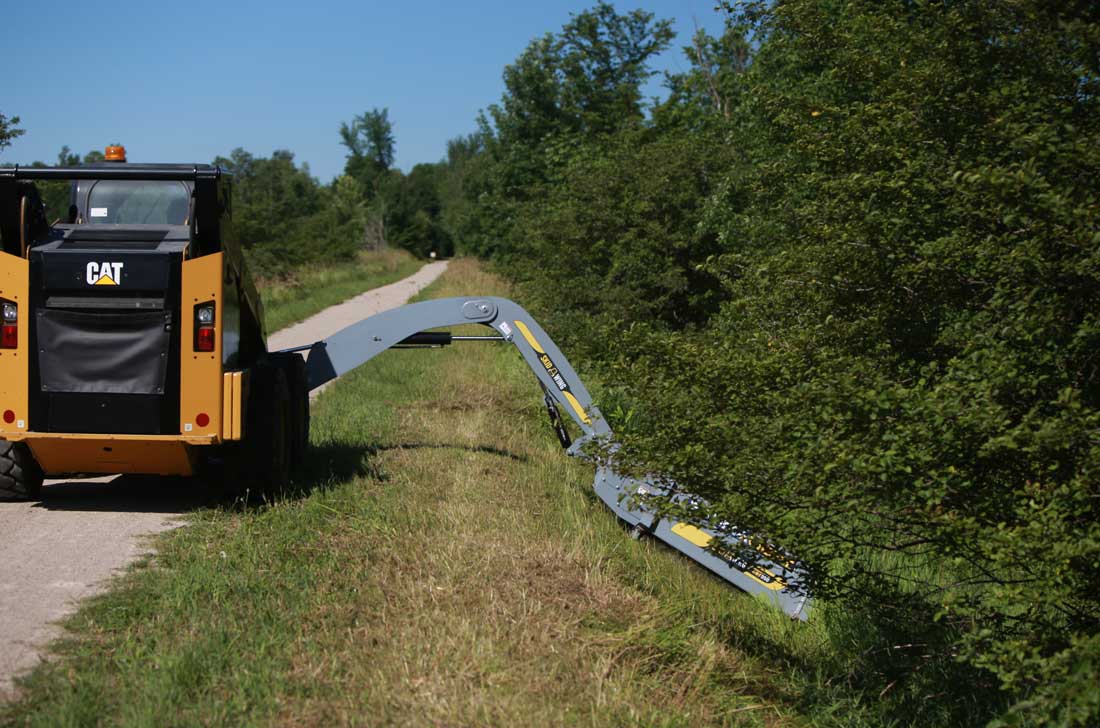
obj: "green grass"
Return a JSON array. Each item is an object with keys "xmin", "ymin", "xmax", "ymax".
[
  {"xmin": 1, "ymin": 260, "xmax": 975, "ymax": 727},
  {"xmin": 258, "ymin": 249, "xmax": 421, "ymax": 333}
]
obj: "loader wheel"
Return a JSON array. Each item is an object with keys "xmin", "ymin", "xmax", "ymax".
[
  {"xmin": 271, "ymin": 353, "xmax": 310, "ymax": 469},
  {"xmin": 222, "ymin": 362, "xmax": 291, "ymax": 499},
  {"xmin": 0, "ymin": 441, "xmax": 44, "ymax": 501}
]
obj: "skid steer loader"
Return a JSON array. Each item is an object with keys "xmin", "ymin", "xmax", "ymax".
[{"xmin": 0, "ymin": 150, "xmax": 810, "ymax": 619}]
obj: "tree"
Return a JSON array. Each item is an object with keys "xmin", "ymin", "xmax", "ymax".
[
  {"xmin": 388, "ymin": 163, "xmax": 452, "ymax": 257},
  {"xmin": 557, "ymin": 2, "xmax": 675, "ymax": 135},
  {"xmin": 622, "ymin": 2, "xmax": 1100, "ymax": 724},
  {"xmin": 455, "ymin": 3, "xmax": 675, "ymax": 260},
  {"xmin": 213, "ymin": 148, "xmax": 325, "ymax": 274},
  {"xmin": 339, "ymin": 108, "xmax": 395, "ymax": 190},
  {"xmin": 56, "ymin": 146, "xmax": 80, "ymax": 166},
  {"xmin": 315, "ymin": 175, "xmax": 369, "ymax": 257},
  {"xmin": 0, "ymin": 112, "xmax": 23, "ymax": 153},
  {"xmin": 447, "ymin": 1, "xmax": 1100, "ymax": 723},
  {"xmin": 654, "ymin": 21, "xmax": 752, "ymax": 131},
  {"xmin": 490, "ymin": 3, "xmax": 673, "ymax": 147}
]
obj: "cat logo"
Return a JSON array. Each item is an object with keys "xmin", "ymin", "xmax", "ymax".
[{"xmin": 86, "ymin": 261, "xmax": 125, "ymax": 286}]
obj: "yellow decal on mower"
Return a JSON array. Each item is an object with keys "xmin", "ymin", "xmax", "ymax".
[
  {"xmin": 671, "ymin": 523, "xmax": 787, "ymax": 591},
  {"xmin": 514, "ymin": 320, "xmax": 592, "ymax": 425}
]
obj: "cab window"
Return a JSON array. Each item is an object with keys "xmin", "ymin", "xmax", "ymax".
[{"xmin": 87, "ymin": 180, "xmax": 189, "ymax": 224}]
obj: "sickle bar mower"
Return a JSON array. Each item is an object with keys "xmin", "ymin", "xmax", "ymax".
[{"xmin": 294, "ymin": 295, "xmax": 812, "ymax": 620}]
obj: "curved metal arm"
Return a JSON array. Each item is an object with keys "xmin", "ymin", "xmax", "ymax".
[
  {"xmin": 301, "ymin": 295, "xmax": 811, "ymax": 620},
  {"xmin": 305, "ymin": 296, "xmax": 612, "ymax": 438}
]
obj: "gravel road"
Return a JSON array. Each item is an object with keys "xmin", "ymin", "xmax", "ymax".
[{"xmin": 0, "ymin": 260, "xmax": 449, "ymax": 695}]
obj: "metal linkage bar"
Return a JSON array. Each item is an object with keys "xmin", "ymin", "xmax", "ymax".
[{"xmin": 301, "ymin": 296, "xmax": 811, "ymax": 619}]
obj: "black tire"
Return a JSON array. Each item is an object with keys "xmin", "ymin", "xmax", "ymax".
[
  {"xmin": 222, "ymin": 362, "xmax": 291, "ymax": 499},
  {"xmin": 271, "ymin": 353, "xmax": 310, "ymax": 469},
  {"xmin": 0, "ymin": 440, "xmax": 44, "ymax": 501}
]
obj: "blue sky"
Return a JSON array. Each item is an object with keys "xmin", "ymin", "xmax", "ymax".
[{"xmin": 4, "ymin": 1, "xmax": 726, "ymax": 182}]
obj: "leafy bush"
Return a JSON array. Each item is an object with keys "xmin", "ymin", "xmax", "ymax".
[
  {"xmin": 503, "ymin": 128, "xmax": 729, "ymax": 363},
  {"xmin": 446, "ymin": 1, "xmax": 1100, "ymax": 724}
]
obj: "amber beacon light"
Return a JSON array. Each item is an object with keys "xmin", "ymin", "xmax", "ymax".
[{"xmin": 104, "ymin": 145, "xmax": 127, "ymax": 162}]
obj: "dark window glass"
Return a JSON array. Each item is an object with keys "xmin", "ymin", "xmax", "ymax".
[{"xmin": 87, "ymin": 181, "xmax": 189, "ymax": 225}]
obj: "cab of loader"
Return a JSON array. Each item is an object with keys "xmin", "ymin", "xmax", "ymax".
[
  {"xmin": 56, "ymin": 146, "xmax": 190, "ymax": 227},
  {"xmin": 0, "ymin": 147, "xmax": 310, "ymax": 502},
  {"xmin": 0, "ymin": 150, "xmax": 270, "ymax": 441},
  {"xmin": 74, "ymin": 175, "xmax": 190, "ymax": 225}
]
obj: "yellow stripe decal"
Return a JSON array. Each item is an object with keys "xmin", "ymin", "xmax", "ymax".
[
  {"xmin": 232, "ymin": 372, "xmax": 245, "ymax": 441},
  {"xmin": 514, "ymin": 320, "xmax": 545, "ymax": 354},
  {"xmin": 564, "ymin": 391, "xmax": 593, "ymax": 426},
  {"xmin": 671, "ymin": 523, "xmax": 785, "ymax": 591},
  {"xmin": 672, "ymin": 522, "xmax": 713, "ymax": 548},
  {"xmin": 746, "ymin": 572, "xmax": 786, "ymax": 590}
]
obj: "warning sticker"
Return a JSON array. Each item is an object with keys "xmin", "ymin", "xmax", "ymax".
[
  {"xmin": 497, "ymin": 321, "xmax": 513, "ymax": 337},
  {"xmin": 90, "ymin": 207, "xmax": 108, "ymax": 218}
]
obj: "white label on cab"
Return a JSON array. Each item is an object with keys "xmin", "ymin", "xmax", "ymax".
[{"xmin": 90, "ymin": 207, "xmax": 108, "ymax": 218}]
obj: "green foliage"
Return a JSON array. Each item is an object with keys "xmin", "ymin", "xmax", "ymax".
[
  {"xmin": 441, "ymin": 3, "xmax": 675, "ymax": 261},
  {"xmin": 386, "ymin": 163, "xmax": 452, "ymax": 258},
  {"xmin": 0, "ymin": 111, "xmax": 23, "ymax": 152},
  {"xmin": 332, "ymin": 109, "xmax": 453, "ymax": 258},
  {"xmin": 652, "ymin": 23, "xmax": 750, "ymax": 133},
  {"xmin": 490, "ymin": 2, "xmax": 674, "ymax": 147},
  {"xmin": 504, "ymin": 127, "xmax": 730, "ymax": 364},
  {"xmin": 213, "ymin": 148, "xmax": 366, "ymax": 276},
  {"xmin": 339, "ymin": 107, "xmax": 396, "ymax": 191},
  {"xmin": 443, "ymin": 1, "xmax": 1100, "ymax": 725}
]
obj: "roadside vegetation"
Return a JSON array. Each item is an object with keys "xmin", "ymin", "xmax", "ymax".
[
  {"xmin": 428, "ymin": 4, "xmax": 1100, "ymax": 724},
  {"xmin": 2, "ymin": 1, "xmax": 1096, "ymax": 724}
]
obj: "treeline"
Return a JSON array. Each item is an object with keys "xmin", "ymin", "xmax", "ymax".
[
  {"xmin": 214, "ymin": 110, "xmax": 453, "ymax": 276},
  {"xmin": 430, "ymin": 2, "xmax": 1100, "ymax": 726}
]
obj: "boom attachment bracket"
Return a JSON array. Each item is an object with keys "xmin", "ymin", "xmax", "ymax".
[{"xmin": 298, "ymin": 296, "xmax": 811, "ymax": 619}]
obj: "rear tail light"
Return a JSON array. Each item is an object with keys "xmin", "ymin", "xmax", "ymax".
[
  {"xmin": 1, "ymin": 301, "xmax": 17, "ymax": 349},
  {"xmin": 194, "ymin": 302, "xmax": 215, "ymax": 352}
]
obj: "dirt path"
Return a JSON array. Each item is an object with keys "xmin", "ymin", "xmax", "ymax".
[{"xmin": 0, "ymin": 260, "xmax": 449, "ymax": 695}]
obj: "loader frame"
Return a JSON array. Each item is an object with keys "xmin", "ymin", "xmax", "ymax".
[{"xmin": 0, "ymin": 165, "xmax": 272, "ymax": 480}]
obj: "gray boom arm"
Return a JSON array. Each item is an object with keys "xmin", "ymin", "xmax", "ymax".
[{"xmin": 301, "ymin": 296, "xmax": 810, "ymax": 619}]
